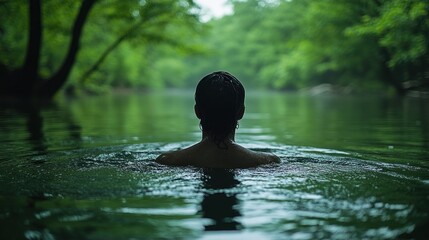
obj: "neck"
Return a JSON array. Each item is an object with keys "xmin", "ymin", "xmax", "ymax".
[{"xmin": 202, "ymin": 130, "xmax": 235, "ymax": 142}]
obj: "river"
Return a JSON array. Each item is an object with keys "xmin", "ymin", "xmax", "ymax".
[{"xmin": 0, "ymin": 91, "xmax": 428, "ymax": 239}]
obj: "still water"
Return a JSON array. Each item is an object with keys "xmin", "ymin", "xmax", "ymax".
[{"xmin": 0, "ymin": 91, "xmax": 428, "ymax": 239}]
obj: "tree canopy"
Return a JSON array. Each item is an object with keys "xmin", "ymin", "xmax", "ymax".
[
  {"xmin": 1, "ymin": 0, "xmax": 428, "ymax": 98},
  {"xmin": 0, "ymin": 0, "xmax": 202, "ymax": 98},
  {"xmin": 183, "ymin": 0, "xmax": 429, "ymax": 94}
]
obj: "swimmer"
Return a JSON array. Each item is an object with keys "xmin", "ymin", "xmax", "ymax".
[{"xmin": 156, "ymin": 71, "xmax": 280, "ymax": 168}]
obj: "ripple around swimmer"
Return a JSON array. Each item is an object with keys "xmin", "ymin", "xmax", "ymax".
[
  {"xmin": 20, "ymin": 141, "xmax": 428, "ymax": 186},
  {"xmin": 9, "ymin": 141, "xmax": 425, "ymax": 202},
  {"xmin": 1, "ymin": 142, "xmax": 428, "ymax": 239}
]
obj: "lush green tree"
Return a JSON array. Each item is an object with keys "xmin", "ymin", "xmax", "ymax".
[
  {"xmin": 0, "ymin": 0, "xmax": 201, "ymax": 99},
  {"xmin": 3, "ymin": 0, "xmax": 426, "ymax": 96},
  {"xmin": 0, "ymin": 0, "xmax": 96, "ymax": 98},
  {"xmin": 270, "ymin": 0, "xmax": 384, "ymax": 90},
  {"xmin": 182, "ymin": 0, "xmax": 428, "ymax": 94},
  {"xmin": 346, "ymin": 0, "xmax": 429, "ymax": 93}
]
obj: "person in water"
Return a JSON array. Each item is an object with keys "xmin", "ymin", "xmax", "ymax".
[{"xmin": 156, "ymin": 71, "xmax": 280, "ymax": 168}]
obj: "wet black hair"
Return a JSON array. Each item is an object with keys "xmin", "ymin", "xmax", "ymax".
[{"xmin": 195, "ymin": 71, "xmax": 245, "ymax": 148}]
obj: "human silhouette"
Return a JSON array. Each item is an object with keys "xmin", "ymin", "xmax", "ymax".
[{"xmin": 156, "ymin": 71, "xmax": 279, "ymax": 168}]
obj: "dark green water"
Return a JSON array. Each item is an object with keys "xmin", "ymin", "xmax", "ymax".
[{"xmin": 0, "ymin": 91, "xmax": 428, "ymax": 239}]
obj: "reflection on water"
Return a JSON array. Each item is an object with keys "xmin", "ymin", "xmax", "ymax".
[
  {"xmin": 200, "ymin": 169, "xmax": 242, "ymax": 231},
  {"xmin": 26, "ymin": 106, "xmax": 46, "ymax": 153},
  {"xmin": 0, "ymin": 140, "xmax": 428, "ymax": 239},
  {"xmin": 0, "ymin": 92, "xmax": 429, "ymax": 239}
]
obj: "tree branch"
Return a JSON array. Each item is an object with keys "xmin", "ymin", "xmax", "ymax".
[
  {"xmin": 39, "ymin": 0, "xmax": 96, "ymax": 98},
  {"xmin": 79, "ymin": 20, "xmax": 146, "ymax": 85}
]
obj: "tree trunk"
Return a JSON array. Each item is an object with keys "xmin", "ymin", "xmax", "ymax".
[
  {"xmin": 39, "ymin": 0, "xmax": 96, "ymax": 98},
  {"xmin": 7, "ymin": 0, "xmax": 43, "ymax": 97},
  {"xmin": 23, "ymin": 0, "xmax": 42, "ymax": 82}
]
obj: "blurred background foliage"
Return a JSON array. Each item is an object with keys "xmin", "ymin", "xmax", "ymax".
[{"xmin": 0, "ymin": 0, "xmax": 428, "ymax": 97}]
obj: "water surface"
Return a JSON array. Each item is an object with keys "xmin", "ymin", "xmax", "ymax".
[{"xmin": 0, "ymin": 91, "xmax": 428, "ymax": 239}]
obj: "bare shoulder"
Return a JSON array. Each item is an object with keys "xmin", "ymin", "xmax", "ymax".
[
  {"xmin": 251, "ymin": 150, "xmax": 281, "ymax": 164},
  {"xmin": 155, "ymin": 149, "xmax": 189, "ymax": 166},
  {"xmin": 234, "ymin": 144, "xmax": 280, "ymax": 166},
  {"xmin": 155, "ymin": 142, "xmax": 280, "ymax": 168}
]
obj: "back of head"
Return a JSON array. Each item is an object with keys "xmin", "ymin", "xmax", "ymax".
[{"xmin": 195, "ymin": 71, "xmax": 245, "ymax": 145}]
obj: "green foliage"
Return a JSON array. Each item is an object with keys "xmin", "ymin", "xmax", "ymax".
[
  {"xmin": 0, "ymin": 0, "xmax": 202, "ymax": 95},
  {"xmin": 0, "ymin": 0, "xmax": 28, "ymax": 70},
  {"xmin": 180, "ymin": 0, "xmax": 428, "ymax": 93},
  {"xmin": 1, "ymin": 0, "xmax": 428, "ymax": 94},
  {"xmin": 346, "ymin": 0, "xmax": 429, "ymax": 85},
  {"xmin": 73, "ymin": 0, "xmax": 204, "ymax": 92},
  {"xmin": 40, "ymin": 1, "xmax": 81, "ymax": 78}
]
